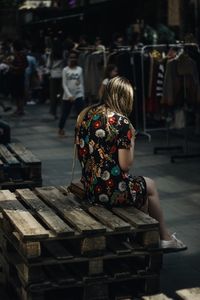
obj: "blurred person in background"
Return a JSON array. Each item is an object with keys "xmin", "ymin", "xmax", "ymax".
[
  {"xmin": 58, "ymin": 50, "xmax": 85, "ymax": 137},
  {"xmin": 8, "ymin": 40, "xmax": 28, "ymax": 116},
  {"xmin": 47, "ymin": 39, "xmax": 64, "ymax": 119}
]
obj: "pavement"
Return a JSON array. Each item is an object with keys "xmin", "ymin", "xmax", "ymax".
[{"xmin": 0, "ymin": 99, "xmax": 200, "ymax": 299}]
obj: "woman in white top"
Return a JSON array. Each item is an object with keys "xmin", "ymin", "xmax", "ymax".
[
  {"xmin": 58, "ymin": 51, "xmax": 85, "ymax": 137},
  {"xmin": 98, "ymin": 64, "xmax": 118, "ymax": 100}
]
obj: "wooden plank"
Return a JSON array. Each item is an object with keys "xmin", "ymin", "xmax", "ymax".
[
  {"xmin": 59, "ymin": 185, "xmax": 131, "ymax": 232},
  {"xmin": 89, "ymin": 258, "xmax": 103, "ymax": 275},
  {"xmin": 112, "ymin": 207, "xmax": 159, "ymax": 229},
  {"xmin": 16, "ymin": 189, "xmax": 74, "ymax": 237},
  {"xmin": 12, "ymin": 232, "xmax": 41, "ymax": 259},
  {"xmin": 142, "ymin": 294, "xmax": 172, "ymax": 300},
  {"xmin": 65, "ymin": 182, "xmax": 85, "ymax": 199},
  {"xmin": 8, "ymin": 143, "xmax": 41, "ymax": 164},
  {"xmin": 35, "ymin": 187, "xmax": 106, "ymax": 234},
  {"xmin": 0, "ymin": 180, "xmax": 42, "ymax": 190},
  {"xmin": 81, "ymin": 236, "xmax": 106, "ymax": 254},
  {"xmin": 141, "ymin": 230, "xmax": 160, "ymax": 248},
  {"xmin": 88, "ymin": 206, "xmax": 131, "ymax": 231},
  {"xmin": 0, "ymin": 144, "xmax": 20, "ymax": 165},
  {"xmin": 0, "ymin": 190, "xmax": 49, "ymax": 241},
  {"xmin": 176, "ymin": 288, "xmax": 200, "ymax": 300}
]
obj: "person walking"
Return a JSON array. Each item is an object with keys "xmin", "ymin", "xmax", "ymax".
[
  {"xmin": 58, "ymin": 51, "xmax": 85, "ymax": 137},
  {"xmin": 9, "ymin": 40, "xmax": 28, "ymax": 116}
]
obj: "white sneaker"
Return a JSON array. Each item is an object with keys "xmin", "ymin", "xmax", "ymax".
[{"xmin": 160, "ymin": 233, "xmax": 187, "ymax": 252}]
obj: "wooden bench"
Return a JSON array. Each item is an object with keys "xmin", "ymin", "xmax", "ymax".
[
  {"xmin": 0, "ymin": 186, "xmax": 163, "ymax": 300},
  {"xmin": 0, "ymin": 143, "xmax": 42, "ymax": 190}
]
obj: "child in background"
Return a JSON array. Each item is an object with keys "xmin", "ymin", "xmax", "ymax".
[
  {"xmin": 58, "ymin": 51, "xmax": 85, "ymax": 137},
  {"xmin": 98, "ymin": 64, "xmax": 118, "ymax": 100}
]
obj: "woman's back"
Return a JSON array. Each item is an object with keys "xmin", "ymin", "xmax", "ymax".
[{"xmin": 77, "ymin": 104, "xmax": 146, "ymax": 207}]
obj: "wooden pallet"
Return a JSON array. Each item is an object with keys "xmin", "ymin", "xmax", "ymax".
[
  {"xmin": 142, "ymin": 287, "xmax": 200, "ymax": 300},
  {"xmin": 0, "ymin": 186, "xmax": 162, "ymax": 300},
  {"xmin": 142, "ymin": 293, "xmax": 172, "ymax": 299},
  {"xmin": 0, "ymin": 143, "xmax": 42, "ymax": 190},
  {"xmin": 176, "ymin": 287, "xmax": 200, "ymax": 300}
]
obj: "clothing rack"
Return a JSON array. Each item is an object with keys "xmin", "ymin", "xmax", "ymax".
[
  {"xmin": 139, "ymin": 43, "xmax": 200, "ymax": 162},
  {"xmin": 32, "ymin": 13, "xmax": 84, "ymax": 24},
  {"xmin": 139, "ymin": 43, "xmax": 198, "ymax": 139}
]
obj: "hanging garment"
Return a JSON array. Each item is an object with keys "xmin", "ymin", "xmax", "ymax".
[
  {"xmin": 156, "ymin": 63, "xmax": 165, "ymax": 97},
  {"xmin": 162, "ymin": 53, "xmax": 200, "ymax": 107}
]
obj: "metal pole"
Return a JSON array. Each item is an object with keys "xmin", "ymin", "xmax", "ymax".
[{"xmin": 194, "ymin": 0, "xmax": 199, "ymax": 40}]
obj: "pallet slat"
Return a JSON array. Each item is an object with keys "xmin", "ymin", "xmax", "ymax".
[
  {"xmin": 88, "ymin": 206, "xmax": 131, "ymax": 231},
  {"xmin": 0, "ymin": 190, "xmax": 49, "ymax": 241},
  {"xmin": 16, "ymin": 189, "xmax": 74, "ymax": 237},
  {"xmin": 142, "ymin": 294, "xmax": 172, "ymax": 300},
  {"xmin": 35, "ymin": 187, "xmax": 106, "ymax": 234},
  {"xmin": 0, "ymin": 143, "xmax": 42, "ymax": 190},
  {"xmin": 112, "ymin": 207, "xmax": 159, "ymax": 229},
  {"xmin": 8, "ymin": 143, "xmax": 41, "ymax": 164},
  {"xmin": 0, "ymin": 144, "xmax": 20, "ymax": 165},
  {"xmin": 176, "ymin": 287, "xmax": 200, "ymax": 300},
  {"xmin": 59, "ymin": 185, "xmax": 131, "ymax": 232}
]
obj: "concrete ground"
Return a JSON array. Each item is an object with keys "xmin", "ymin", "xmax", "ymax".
[{"xmin": 0, "ymin": 100, "xmax": 200, "ymax": 299}]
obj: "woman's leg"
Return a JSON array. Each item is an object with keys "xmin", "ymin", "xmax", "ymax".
[{"xmin": 144, "ymin": 177, "xmax": 171, "ymax": 241}]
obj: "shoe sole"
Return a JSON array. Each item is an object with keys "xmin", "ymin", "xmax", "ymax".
[{"xmin": 161, "ymin": 246, "xmax": 188, "ymax": 253}]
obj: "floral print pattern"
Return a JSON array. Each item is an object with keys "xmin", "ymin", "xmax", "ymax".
[{"xmin": 77, "ymin": 105, "xmax": 147, "ymax": 208}]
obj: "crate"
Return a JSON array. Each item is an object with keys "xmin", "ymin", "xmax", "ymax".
[
  {"xmin": 0, "ymin": 186, "xmax": 163, "ymax": 300},
  {"xmin": 0, "ymin": 143, "xmax": 42, "ymax": 190}
]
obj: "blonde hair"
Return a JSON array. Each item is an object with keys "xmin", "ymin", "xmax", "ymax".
[
  {"xmin": 76, "ymin": 76, "xmax": 134, "ymax": 130},
  {"xmin": 102, "ymin": 76, "xmax": 134, "ymax": 116}
]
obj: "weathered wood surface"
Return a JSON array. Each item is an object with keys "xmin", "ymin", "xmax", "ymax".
[
  {"xmin": 176, "ymin": 287, "xmax": 200, "ymax": 300},
  {"xmin": 0, "ymin": 187, "xmax": 161, "ymax": 243},
  {"xmin": 112, "ymin": 207, "xmax": 159, "ymax": 229},
  {"xmin": 88, "ymin": 206, "xmax": 131, "ymax": 231},
  {"xmin": 16, "ymin": 189, "xmax": 74, "ymax": 237},
  {"xmin": 8, "ymin": 143, "xmax": 41, "ymax": 164},
  {"xmin": 0, "ymin": 143, "xmax": 42, "ymax": 190},
  {"xmin": 35, "ymin": 186, "xmax": 106, "ymax": 234},
  {"xmin": 0, "ymin": 144, "xmax": 19, "ymax": 165},
  {"xmin": 0, "ymin": 190, "xmax": 49, "ymax": 241},
  {"xmin": 0, "ymin": 186, "xmax": 162, "ymax": 263},
  {"xmin": 142, "ymin": 294, "xmax": 172, "ymax": 300}
]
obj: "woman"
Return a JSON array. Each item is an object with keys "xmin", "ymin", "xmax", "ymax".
[{"xmin": 76, "ymin": 76, "xmax": 186, "ymax": 251}]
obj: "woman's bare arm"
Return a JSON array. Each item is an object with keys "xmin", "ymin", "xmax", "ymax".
[{"xmin": 118, "ymin": 136, "xmax": 135, "ymax": 172}]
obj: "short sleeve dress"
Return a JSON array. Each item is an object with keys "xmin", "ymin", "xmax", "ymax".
[{"xmin": 77, "ymin": 104, "xmax": 147, "ymax": 208}]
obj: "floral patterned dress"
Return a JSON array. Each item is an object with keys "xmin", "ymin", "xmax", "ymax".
[{"xmin": 76, "ymin": 105, "xmax": 147, "ymax": 208}]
